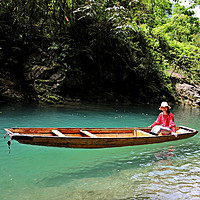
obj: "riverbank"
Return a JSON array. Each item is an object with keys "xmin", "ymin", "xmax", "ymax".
[{"xmin": 1, "ymin": 67, "xmax": 200, "ymax": 107}]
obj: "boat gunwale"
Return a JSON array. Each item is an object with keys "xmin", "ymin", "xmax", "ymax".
[
  {"xmin": 5, "ymin": 126, "xmax": 197, "ymax": 131},
  {"xmin": 5, "ymin": 126, "xmax": 198, "ymax": 139}
]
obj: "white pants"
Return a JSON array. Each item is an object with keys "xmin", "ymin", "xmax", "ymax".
[{"xmin": 151, "ymin": 125, "xmax": 171, "ymax": 134}]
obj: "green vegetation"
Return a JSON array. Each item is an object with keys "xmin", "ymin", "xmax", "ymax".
[{"xmin": 0, "ymin": 0, "xmax": 199, "ymax": 104}]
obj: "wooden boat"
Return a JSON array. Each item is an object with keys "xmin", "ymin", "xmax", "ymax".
[{"xmin": 4, "ymin": 126, "xmax": 198, "ymax": 149}]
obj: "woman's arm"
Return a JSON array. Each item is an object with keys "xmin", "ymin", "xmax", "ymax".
[
  {"xmin": 169, "ymin": 113, "xmax": 176, "ymax": 132},
  {"xmin": 151, "ymin": 113, "xmax": 162, "ymax": 128}
]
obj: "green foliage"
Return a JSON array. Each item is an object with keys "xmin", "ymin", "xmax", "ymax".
[
  {"xmin": 151, "ymin": 3, "xmax": 200, "ymax": 85},
  {"xmin": 0, "ymin": 0, "xmax": 200, "ymax": 103},
  {"xmin": 129, "ymin": 0, "xmax": 173, "ymax": 28}
]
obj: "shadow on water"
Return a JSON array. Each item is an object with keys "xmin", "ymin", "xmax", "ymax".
[{"xmin": 35, "ymin": 139, "xmax": 199, "ymax": 188}]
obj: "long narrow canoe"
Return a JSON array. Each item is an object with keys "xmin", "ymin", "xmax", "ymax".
[{"xmin": 4, "ymin": 126, "xmax": 198, "ymax": 149}]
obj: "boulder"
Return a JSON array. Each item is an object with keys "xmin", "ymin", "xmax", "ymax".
[
  {"xmin": 25, "ymin": 64, "xmax": 66, "ymax": 103},
  {"xmin": 176, "ymin": 83, "xmax": 200, "ymax": 106}
]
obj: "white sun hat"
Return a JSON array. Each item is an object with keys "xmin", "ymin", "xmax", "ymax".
[{"xmin": 159, "ymin": 102, "xmax": 171, "ymax": 110}]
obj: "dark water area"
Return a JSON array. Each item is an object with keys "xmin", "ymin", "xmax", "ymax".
[{"xmin": 0, "ymin": 103, "xmax": 199, "ymax": 200}]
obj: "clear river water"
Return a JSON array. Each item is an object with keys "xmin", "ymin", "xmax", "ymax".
[{"xmin": 0, "ymin": 103, "xmax": 200, "ymax": 200}]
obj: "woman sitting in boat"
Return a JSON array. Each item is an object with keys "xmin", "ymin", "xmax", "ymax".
[{"xmin": 150, "ymin": 102, "xmax": 177, "ymax": 137}]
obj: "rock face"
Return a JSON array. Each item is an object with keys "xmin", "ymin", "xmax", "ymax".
[
  {"xmin": 24, "ymin": 64, "xmax": 66, "ymax": 103},
  {"xmin": 176, "ymin": 83, "xmax": 200, "ymax": 106}
]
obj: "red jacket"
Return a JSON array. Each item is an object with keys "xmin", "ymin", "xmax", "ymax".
[{"xmin": 151, "ymin": 112, "xmax": 176, "ymax": 132}]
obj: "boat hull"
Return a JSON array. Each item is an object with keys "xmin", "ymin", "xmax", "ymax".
[{"xmin": 13, "ymin": 132, "xmax": 196, "ymax": 148}]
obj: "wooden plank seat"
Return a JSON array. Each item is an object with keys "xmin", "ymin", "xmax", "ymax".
[
  {"xmin": 80, "ymin": 130, "xmax": 98, "ymax": 138},
  {"xmin": 137, "ymin": 130, "xmax": 156, "ymax": 137},
  {"xmin": 52, "ymin": 130, "xmax": 67, "ymax": 137}
]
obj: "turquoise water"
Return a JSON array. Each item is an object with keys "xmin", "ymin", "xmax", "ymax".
[{"xmin": 0, "ymin": 103, "xmax": 200, "ymax": 200}]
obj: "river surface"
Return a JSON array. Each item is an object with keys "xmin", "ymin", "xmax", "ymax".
[{"xmin": 0, "ymin": 103, "xmax": 199, "ymax": 200}]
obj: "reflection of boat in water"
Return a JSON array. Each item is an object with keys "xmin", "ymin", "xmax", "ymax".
[
  {"xmin": 4, "ymin": 126, "xmax": 198, "ymax": 149},
  {"xmin": 154, "ymin": 146, "xmax": 176, "ymax": 165}
]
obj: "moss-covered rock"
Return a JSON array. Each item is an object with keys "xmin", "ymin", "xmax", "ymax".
[
  {"xmin": 24, "ymin": 62, "xmax": 66, "ymax": 103},
  {"xmin": 38, "ymin": 93, "xmax": 64, "ymax": 104}
]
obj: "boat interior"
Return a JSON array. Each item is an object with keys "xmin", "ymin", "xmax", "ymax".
[{"xmin": 6, "ymin": 127, "xmax": 190, "ymax": 138}]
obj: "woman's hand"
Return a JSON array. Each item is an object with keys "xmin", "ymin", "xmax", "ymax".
[{"xmin": 171, "ymin": 132, "xmax": 178, "ymax": 137}]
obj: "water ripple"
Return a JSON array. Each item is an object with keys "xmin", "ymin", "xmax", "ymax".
[{"xmin": 0, "ymin": 104, "xmax": 200, "ymax": 200}]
